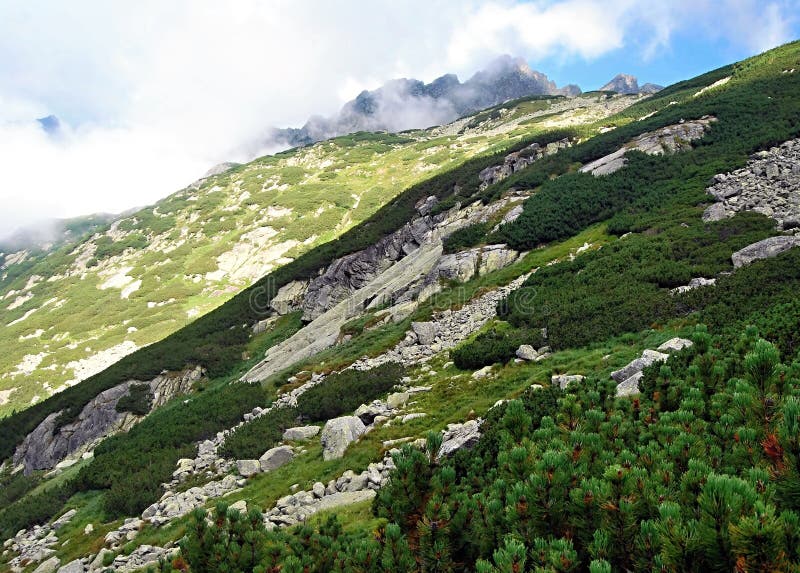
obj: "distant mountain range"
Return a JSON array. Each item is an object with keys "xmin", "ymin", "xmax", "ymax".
[{"xmin": 269, "ymin": 56, "xmax": 583, "ymax": 148}]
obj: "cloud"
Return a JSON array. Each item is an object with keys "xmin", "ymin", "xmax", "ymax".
[{"xmin": 0, "ymin": 0, "xmax": 797, "ymax": 239}]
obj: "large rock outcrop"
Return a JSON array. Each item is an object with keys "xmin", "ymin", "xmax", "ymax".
[
  {"xmin": 580, "ymin": 117, "xmax": 716, "ymax": 176},
  {"xmin": 731, "ymin": 235, "xmax": 800, "ymax": 268},
  {"xmin": 13, "ymin": 367, "xmax": 202, "ymax": 474},
  {"xmin": 703, "ymin": 138, "xmax": 800, "ymax": 230},
  {"xmin": 478, "ymin": 139, "xmax": 571, "ymax": 189},
  {"xmin": 301, "ymin": 216, "xmax": 440, "ymax": 321}
]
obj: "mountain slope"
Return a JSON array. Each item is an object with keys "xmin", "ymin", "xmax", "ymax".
[
  {"xmin": 3, "ymin": 41, "xmax": 800, "ymax": 573},
  {"xmin": 0, "ymin": 92, "xmax": 637, "ymax": 417},
  {"xmin": 270, "ymin": 55, "xmax": 581, "ymax": 148}
]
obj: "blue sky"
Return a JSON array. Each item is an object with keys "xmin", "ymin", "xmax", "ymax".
[{"xmin": 0, "ymin": 0, "xmax": 798, "ymax": 237}]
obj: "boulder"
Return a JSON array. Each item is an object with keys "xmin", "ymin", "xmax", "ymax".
[
  {"xmin": 229, "ymin": 500, "xmax": 247, "ymax": 514},
  {"xmin": 438, "ymin": 420, "xmax": 482, "ymax": 458},
  {"xmin": 386, "ymin": 392, "xmax": 410, "ymax": 409},
  {"xmin": 355, "ymin": 401, "xmax": 391, "ymax": 425},
  {"xmin": 411, "ymin": 322, "xmax": 439, "ymax": 346},
  {"xmin": 731, "ymin": 236, "xmax": 800, "ymax": 268},
  {"xmin": 270, "ymin": 280, "xmax": 309, "ymax": 315},
  {"xmin": 551, "ymin": 374, "xmax": 585, "ymax": 390},
  {"xmin": 657, "ymin": 338, "xmax": 694, "ymax": 353},
  {"xmin": 610, "ymin": 350, "xmax": 669, "ymax": 383},
  {"xmin": 33, "ymin": 557, "xmax": 61, "ymax": 573},
  {"xmin": 616, "ymin": 372, "xmax": 644, "ymax": 397},
  {"xmin": 259, "ymin": 446, "xmax": 294, "ymax": 472},
  {"xmin": 282, "ymin": 426, "xmax": 320, "ymax": 441},
  {"xmin": 321, "ymin": 416, "xmax": 366, "ymax": 460},
  {"xmin": 515, "ymin": 345, "xmax": 538, "ymax": 361},
  {"xmin": 56, "ymin": 559, "xmax": 84, "ymax": 573},
  {"xmin": 236, "ymin": 459, "xmax": 261, "ymax": 477}
]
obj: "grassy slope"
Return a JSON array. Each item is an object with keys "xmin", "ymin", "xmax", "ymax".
[
  {"xmin": 0, "ymin": 95, "xmax": 623, "ymax": 417},
  {"xmin": 4, "ymin": 42, "xmax": 800, "ymax": 569}
]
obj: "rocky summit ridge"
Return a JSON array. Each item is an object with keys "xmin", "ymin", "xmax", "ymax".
[{"xmin": 271, "ymin": 55, "xmax": 582, "ymax": 147}]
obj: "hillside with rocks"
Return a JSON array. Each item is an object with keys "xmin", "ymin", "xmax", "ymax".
[
  {"xmin": 2, "ymin": 41, "xmax": 800, "ymax": 573},
  {"xmin": 0, "ymin": 91, "xmax": 635, "ymax": 417}
]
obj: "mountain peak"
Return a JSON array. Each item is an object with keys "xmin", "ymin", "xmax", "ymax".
[
  {"xmin": 599, "ymin": 73, "xmax": 663, "ymax": 95},
  {"xmin": 271, "ymin": 56, "xmax": 582, "ymax": 148}
]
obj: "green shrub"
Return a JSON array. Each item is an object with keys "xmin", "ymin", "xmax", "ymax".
[
  {"xmin": 297, "ymin": 363, "xmax": 404, "ymax": 421},
  {"xmin": 442, "ymin": 223, "xmax": 490, "ymax": 254},
  {"xmin": 115, "ymin": 383, "xmax": 153, "ymax": 416},
  {"xmin": 218, "ymin": 407, "xmax": 299, "ymax": 460},
  {"xmin": 452, "ymin": 325, "xmax": 544, "ymax": 369}
]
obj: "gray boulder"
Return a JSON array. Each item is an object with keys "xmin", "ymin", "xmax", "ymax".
[
  {"xmin": 33, "ymin": 557, "xmax": 61, "ymax": 573},
  {"xmin": 411, "ymin": 322, "xmax": 439, "ymax": 346},
  {"xmin": 657, "ymin": 338, "xmax": 694, "ymax": 353},
  {"xmin": 611, "ymin": 349, "xmax": 669, "ymax": 383},
  {"xmin": 731, "ymin": 236, "xmax": 800, "ymax": 268},
  {"xmin": 515, "ymin": 345, "xmax": 539, "ymax": 361},
  {"xmin": 551, "ymin": 374, "xmax": 585, "ymax": 390},
  {"xmin": 270, "ymin": 280, "xmax": 309, "ymax": 315},
  {"xmin": 57, "ymin": 559, "xmax": 84, "ymax": 573},
  {"xmin": 386, "ymin": 392, "xmax": 410, "ymax": 409},
  {"xmin": 259, "ymin": 446, "xmax": 294, "ymax": 472},
  {"xmin": 321, "ymin": 416, "xmax": 366, "ymax": 460},
  {"xmin": 282, "ymin": 426, "xmax": 320, "ymax": 441},
  {"xmin": 616, "ymin": 372, "xmax": 644, "ymax": 397},
  {"xmin": 236, "ymin": 459, "xmax": 261, "ymax": 477},
  {"xmin": 438, "ymin": 420, "xmax": 482, "ymax": 458}
]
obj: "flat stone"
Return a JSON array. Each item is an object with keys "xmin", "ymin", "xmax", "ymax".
[
  {"xmin": 282, "ymin": 425, "xmax": 320, "ymax": 441},
  {"xmin": 33, "ymin": 557, "xmax": 61, "ymax": 573},
  {"xmin": 56, "ymin": 559, "xmax": 84, "ymax": 573},
  {"xmin": 732, "ymin": 236, "xmax": 800, "ymax": 268}
]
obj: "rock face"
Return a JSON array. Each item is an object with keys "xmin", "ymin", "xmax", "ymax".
[
  {"xmin": 703, "ymin": 138, "xmax": 800, "ymax": 230},
  {"xmin": 580, "ymin": 117, "xmax": 716, "ymax": 176},
  {"xmin": 270, "ymin": 280, "xmax": 308, "ymax": 315},
  {"xmin": 731, "ymin": 236, "xmax": 800, "ymax": 268},
  {"xmin": 516, "ymin": 345, "xmax": 539, "ymax": 361},
  {"xmin": 302, "ymin": 216, "xmax": 440, "ymax": 322},
  {"xmin": 321, "ymin": 416, "xmax": 366, "ymax": 460},
  {"xmin": 478, "ymin": 139, "xmax": 571, "ymax": 189},
  {"xmin": 259, "ymin": 445, "xmax": 294, "ymax": 472},
  {"xmin": 33, "ymin": 557, "xmax": 61, "ymax": 573},
  {"xmin": 13, "ymin": 368, "xmax": 202, "ymax": 474}
]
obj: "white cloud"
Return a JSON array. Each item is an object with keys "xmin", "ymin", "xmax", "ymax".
[{"xmin": 0, "ymin": 0, "xmax": 796, "ymax": 238}]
